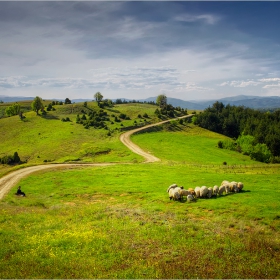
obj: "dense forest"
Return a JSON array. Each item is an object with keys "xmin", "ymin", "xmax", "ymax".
[{"xmin": 194, "ymin": 102, "xmax": 280, "ymax": 162}]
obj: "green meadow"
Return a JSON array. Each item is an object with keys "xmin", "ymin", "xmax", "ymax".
[{"xmin": 0, "ymin": 102, "xmax": 279, "ymax": 278}]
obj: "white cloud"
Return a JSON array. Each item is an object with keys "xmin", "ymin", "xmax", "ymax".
[{"xmin": 174, "ymin": 14, "xmax": 220, "ymax": 25}]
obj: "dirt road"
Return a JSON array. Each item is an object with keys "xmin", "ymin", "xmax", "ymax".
[
  {"xmin": 119, "ymin": 114, "xmax": 193, "ymax": 162},
  {"xmin": 0, "ymin": 114, "xmax": 193, "ymax": 200}
]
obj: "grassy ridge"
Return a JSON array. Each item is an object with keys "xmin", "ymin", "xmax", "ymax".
[
  {"xmin": 0, "ymin": 163, "xmax": 279, "ymax": 278},
  {"xmin": 132, "ymin": 122, "xmax": 259, "ymax": 165},
  {"xmin": 0, "ymin": 102, "xmax": 160, "ymax": 176}
]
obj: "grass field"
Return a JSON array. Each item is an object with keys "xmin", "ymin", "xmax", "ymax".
[{"xmin": 0, "ymin": 102, "xmax": 279, "ymax": 278}]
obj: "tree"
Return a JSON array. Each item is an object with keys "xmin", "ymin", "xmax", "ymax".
[
  {"xmin": 31, "ymin": 96, "xmax": 44, "ymax": 115},
  {"xmin": 156, "ymin": 94, "xmax": 167, "ymax": 109},
  {"xmin": 5, "ymin": 103, "xmax": 21, "ymax": 117},
  {"xmin": 94, "ymin": 92, "xmax": 103, "ymax": 105},
  {"xmin": 65, "ymin": 98, "xmax": 72, "ymax": 104}
]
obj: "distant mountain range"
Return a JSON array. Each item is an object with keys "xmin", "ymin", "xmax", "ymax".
[{"xmin": 1, "ymin": 94, "xmax": 280, "ymax": 110}]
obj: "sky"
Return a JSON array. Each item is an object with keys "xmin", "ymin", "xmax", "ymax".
[{"xmin": 1, "ymin": 1, "xmax": 280, "ymax": 101}]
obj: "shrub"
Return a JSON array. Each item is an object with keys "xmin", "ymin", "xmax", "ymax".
[
  {"xmin": 218, "ymin": 141, "xmax": 223, "ymax": 148},
  {"xmin": 143, "ymin": 113, "xmax": 148, "ymax": 118},
  {"xmin": 119, "ymin": 113, "xmax": 127, "ymax": 119}
]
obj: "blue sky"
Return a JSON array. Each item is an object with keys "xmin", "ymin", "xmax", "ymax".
[{"xmin": 1, "ymin": 1, "xmax": 280, "ymax": 101}]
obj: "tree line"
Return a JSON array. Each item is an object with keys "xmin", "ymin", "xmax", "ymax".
[{"xmin": 194, "ymin": 101, "xmax": 280, "ymax": 162}]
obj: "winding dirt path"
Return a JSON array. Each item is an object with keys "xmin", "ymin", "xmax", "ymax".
[
  {"xmin": 0, "ymin": 114, "xmax": 193, "ymax": 200},
  {"xmin": 119, "ymin": 114, "xmax": 193, "ymax": 162}
]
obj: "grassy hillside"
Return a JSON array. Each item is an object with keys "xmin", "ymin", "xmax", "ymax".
[
  {"xmin": 132, "ymin": 122, "xmax": 259, "ymax": 165},
  {"xmin": 0, "ymin": 101, "xmax": 279, "ymax": 278},
  {"xmin": 0, "ymin": 102, "xmax": 161, "ymax": 176}
]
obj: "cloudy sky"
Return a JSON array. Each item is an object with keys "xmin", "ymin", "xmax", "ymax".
[{"xmin": 1, "ymin": 1, "xmax": 280, "ymax": 101}]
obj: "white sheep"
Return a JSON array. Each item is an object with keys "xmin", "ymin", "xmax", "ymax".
[
  {"xmin": 168, "ymin": 188, "xmax": 181, "ymax": 201},
  {"xmin": 188, "ymin": 188, "xmax": 196, "ymax": 197},
  {"xmin": 221, "ymin": 180, "xmax": 229, "ymax": 185},
  {"xmin": 187, "ymin": 194, "xmax": 195, "ymax": 202},
  {"xmin": 194, "ymin": 187, "xmax": 201, "ymax": 198},
  {"xmin": 200, "ymin": 186, "xmax": 209, "ymax": 198},
  {"xmin": 218, "ymin": 185, "xmax": 226, "ymax": 195},
  {"xmin": 167, "ymin": 183, "xmax": 178, "ymax": 193},
  {"xmin": 229, "ymin": 181, "xmax": 239, "ymax": 193},
  {"xmin": 179, "ymin": 188, "xmax": 191, "ymax": 198},
  {"xmin": 208, "ymin": 187, "xmax": 213, "ymax": 198},
  {"xmin": 213, "ymin": 185, "xmax": 219, "ymax": 196},
  {"xmin": 237, "ymin": 182, "xmax": 244, "ymax": 191}
]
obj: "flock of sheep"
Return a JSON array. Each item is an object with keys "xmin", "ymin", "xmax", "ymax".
[{"xmin": 167, "ymin": 180, "xmax": 244, "ymax": 202}]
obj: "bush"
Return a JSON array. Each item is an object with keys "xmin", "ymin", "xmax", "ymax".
[
  {"xmin": 119, "ymin": 113, "xmax": 127, "ymax": 119},
  {"xmin": 218, "ymin": 141, "xmax": 223, "ymax": 148},
  {"xmin": 0, "ymin": 152, "xmax": 20, "ymax": 165}
]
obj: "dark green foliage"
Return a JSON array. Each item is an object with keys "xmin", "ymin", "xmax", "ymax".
[
  {"xmin": 143, "ymin": 113, "xmax": 148, "ymax": 118},
  {"xmin": 13, "ymin": 152, "xmax": 20, "ymax": 163},
  {"xmin": 84, "ymin": 101, "xmax": 87, "ymax": 107},
  {"xmin": 31, "ymin": 96, "xmax": 44, "ymax": 115},
  {"xmin": 0, "ymin": 152, "xmax": 21, "ymax": 165},
  {"xmin": 219, "ymin": 134, "xmax": 272, "ymax": 163},
  {"xmin": 195, "ymin": 102, "xmax": 280, "ymax": 157},
  {"xmin": 65, "ymin": 98, "xmax": 72, "ymax": 104},
  {"xmin": 156, "ymin": 94, "xmax": 167, "ymax": 108},
  {"xmin": 5, "ymin": 103, "xmax": 21, "ymax": 117},
  {"xmin": 154, "ymin": 108, "xmax": 160, "ymax": 115},
  {"xmin": 46, "ymin": 103, "xmax": 53, "ymax": 111},
  {"xmin": 119, "ymin": 113, "xmax": 127, "ymax": 119},
  {"xmin": 61, "ymin": 117, "xmax": 71, "ymax": 122}
]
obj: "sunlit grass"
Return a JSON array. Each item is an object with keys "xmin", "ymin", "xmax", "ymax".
[{"xmin": 0, "ymin": 163, "xmax": 279, "ymax": 278}]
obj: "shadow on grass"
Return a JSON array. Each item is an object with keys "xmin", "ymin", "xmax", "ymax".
[
  {"xmin": 41, "ymin": 114, "xmax": 60, "ymax": 120},
  {"xmin": 107, "ymin": 108, "xmax": 121, "ymax": 113}
]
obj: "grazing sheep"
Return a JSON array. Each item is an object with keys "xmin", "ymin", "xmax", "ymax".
[
  {"xmin": 188, "ymin": 188, "xmax": 196, "ymax": 197},
  {"xmin": 194, "ymin": 187, "xmax": 201, "ymax": 198},
  {"xmin": 208, "ymin": 187, "xmax": 213, "ymax": 198},
  {"xmin": 200, "ymin": 186, "xmax": 209, "ymax": 198},
  {"xmin": 237, "ymin": 182, "xmax": 244, "ymax": 191},
  {"xmin": 179, "ymin": 188, "xmax": 191, "ymax": 197},
  {"xmin": 218, "ymin": 185, "xmax": 226, "ymax": 195},
  {"xmin": 213, "ymin": 185, "xmax": 219, "ymax": 196},
  {"xmin": 229, "ymin": 181, "xmax": 239, "ymax": 193},
  {"xmin": 168, "ymin": 188, "xmax": 181, "ymax": 201},
  {"xmin": 187, "ymin": 194, "xmax": 195, "ymax": 202},
  {"xmin": 221, "ymin": 180, "xmax": 229, "ymax": 185},
  {"xmin": 167, "ymin": 183, "xmax": 178, "ymax": 193}
]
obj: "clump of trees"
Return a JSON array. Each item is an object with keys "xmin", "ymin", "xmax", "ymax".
[
  {"xmin": 5, "ymin": 103, "xmax": 21, "ymax": 117},
  {"xmin": 195, "ymin": 102, "xmax": 280, "ymax": 162},
  {"xmin": 154, "ymin": 95, "xmax": 187, "ymax": 119},
  {"xmin": 76, "ymin": 109, "xmax": 109, "ymax": 129},
  {"xmin": 0, "ymin": 152, "xmax": 21, "ymax": 165},
  {"xmin": 32, "ymin": 96, "xmax": 44, "ymax": 115},
  {"xmin": 218, "ymin": 134, "xmax": 272, "ymax": 163},
  {"xmin": 65, "ymin": 98, "xmax": 72, "ymax": 104}
]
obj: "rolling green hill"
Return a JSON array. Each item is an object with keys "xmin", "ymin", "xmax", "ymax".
[
  {"xmin": 0, "ymin": 101, "xmax": 279, "ymax": 278},
  {"xmin": 0, "ymin": 102, "xmax": 164, "ymax": 175}
]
